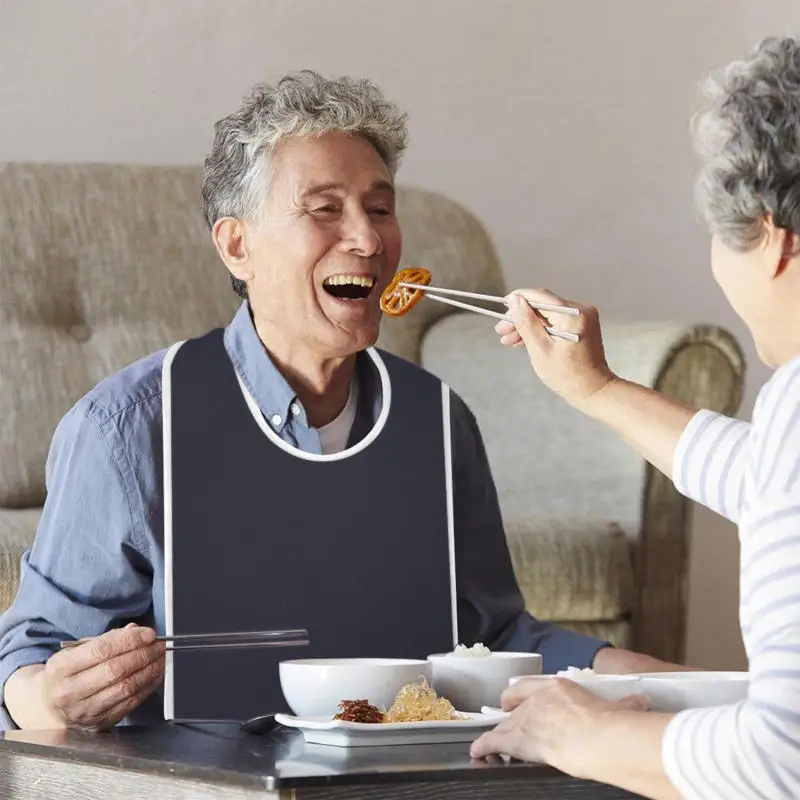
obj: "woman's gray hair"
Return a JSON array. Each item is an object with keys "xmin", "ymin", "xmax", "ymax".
[
  {"xmin": 202, "ymin": 71, "xmax": 409, "ymax": 297},
  {"xmin": 692, "ymin": 36, "xmax": 800, "ymax": 251}
]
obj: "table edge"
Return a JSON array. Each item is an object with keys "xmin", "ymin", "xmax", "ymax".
[{"xmin": 0, "ymin": 733, "xmax": 567, "ymax": 790}]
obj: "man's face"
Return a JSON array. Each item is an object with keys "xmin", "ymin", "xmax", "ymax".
[{"xmin": 242, "ymin": 132, "xmax": 402, "ymax": 358}]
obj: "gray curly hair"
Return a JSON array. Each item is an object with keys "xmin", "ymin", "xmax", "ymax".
[
  {"xmin": 202, "ymin": 71, "xmax": 409, "ymax": 297},
  {"xmin": 692, "ymin": 36, "xmax": 800, "ymax": 252}
]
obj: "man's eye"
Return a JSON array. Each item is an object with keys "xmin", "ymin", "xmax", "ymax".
[
  {"xmin": 371, "ymin": 207, "xmax": 392, "ymax": 216},
  {"xmin": 312, "ymin": 205, "xmax": 338, "ymax": 214}
]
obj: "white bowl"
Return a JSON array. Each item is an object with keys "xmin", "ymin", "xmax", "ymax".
[
  {"xmin": 279, "ymin": 658, "xmax": 431, "ymax": 717},
  {"xmin": 427, "ymin": 652, "xmax": 542, "ymax": 712},
  {"xmin": 639, "ymin": 671, "xmax": 749, "ymax": 712},
  {"xmin": 509, "ymin": 673, "xmax": 645, "ymax": 703}
]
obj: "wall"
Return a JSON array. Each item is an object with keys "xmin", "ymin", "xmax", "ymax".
[{"xmin": 2, "ymin": 0, "xmax": 798, "ymax": 668}]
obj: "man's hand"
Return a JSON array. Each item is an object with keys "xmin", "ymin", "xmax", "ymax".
[
  {"xmin": 592, "ymin": 646, "xmax": 694, "ymax": 674},
  {"xmin": 6, "ymin": 624, "xmax": 165, "ymax": 730}
]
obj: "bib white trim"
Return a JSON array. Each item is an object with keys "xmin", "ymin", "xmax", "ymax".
[{"xmin": 236, "ymin": 347, "xmax": 391, "ymax": 463}]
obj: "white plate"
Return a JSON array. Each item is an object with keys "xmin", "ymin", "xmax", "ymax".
[{"xmin": 274, "ymin": 711, "xmax": 500, "ymax": 747}]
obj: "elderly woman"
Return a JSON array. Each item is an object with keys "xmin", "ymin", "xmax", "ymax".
[{"xmin": 471, "ymin": 36, "xmax": 800, "ymax": 800}]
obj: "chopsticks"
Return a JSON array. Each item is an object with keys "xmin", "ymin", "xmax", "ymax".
[
  {"xmin": 399, "ymin": 283, "xmax": 580, "ymax": 343},
  {"xmin": 59, "ymin": 628, "xmax": 310, "ymax": 653}
]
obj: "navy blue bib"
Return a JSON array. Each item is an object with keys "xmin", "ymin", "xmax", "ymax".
[{"xmin": 162, "ymin": 329, "xmax": 456, "ymax": 721}]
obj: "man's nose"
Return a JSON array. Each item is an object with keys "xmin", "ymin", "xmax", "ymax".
[{"xmin": 339, "ymin": 211, "xmax": 383, "ymax": 257}]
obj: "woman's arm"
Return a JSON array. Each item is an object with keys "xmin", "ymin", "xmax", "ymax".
[
  {"xmin": 568, "ymin": 708, "xmax": 680, "ymax": 800},
  {"xmin": 474, "ymin": 489, "xmax": 800, "ymax": 799},
  {"xmin": 579, "ymin": 377, "xmax": 699, "ymax": 478},
  {"xmin": 584, "ymin": 380, "xmax": 750, "ymax": 523},
  {"xmin": 498, "ymin": 291, "xmax": 751, "ymax": 523}
]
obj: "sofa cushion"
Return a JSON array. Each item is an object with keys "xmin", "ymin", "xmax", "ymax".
[
  {"xmin": 559, "ymin": 619, "xmax": 632, "ymax": 649},
  {"xmin": 504, "ymin": 518, "xmax": 635, "ymax": 623},
  {"xmin": 0, "ymin": 510, "xmax": 634, "ymax": 629},
  {"xmin": 0, "ymin": 163, "xmax": 505, "ymax": 508}
]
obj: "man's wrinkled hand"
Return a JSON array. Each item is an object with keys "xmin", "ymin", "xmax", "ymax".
[{"xmin": 39, "ymin": 624, "xmax": 165, "ymax": 731}]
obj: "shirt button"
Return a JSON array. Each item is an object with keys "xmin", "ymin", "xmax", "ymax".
[
  {"xmin": 270, "ymin": 414, "xmax": 282, "ymax": 427},
  {"xmin": 290, "ymin": 403, "xmax": 301, "ymax": 417}
]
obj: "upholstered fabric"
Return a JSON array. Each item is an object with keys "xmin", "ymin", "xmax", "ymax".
[
  {"xmin": 0, "ymin": 163, "xmax": 500, "ymax": 508},
  {"xmin": 422, "ymin": 316, "xmax": 742, "ymax": 536},
  {"xmin": 0, "ymin": 163, "xmax": 238, "ymax": 507},
  {"xmin": 633, "ymin": 324, "xmax": 745, "ymax": 661},
  {"xmin": 505, "ymin": 519, "xmax": 634, "ymax": 622},
  {"xmin": 559, "ymin": 620, "xmax": 632, "ymax": 650},
  {"xmin": 422, "ymin": 313, "xmax": 744, "ymax": 661},
  {"xmin": 0, "ymin": 510, "xmax": 39, "ymax": 612}
]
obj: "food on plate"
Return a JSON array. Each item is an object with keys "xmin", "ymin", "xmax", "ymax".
[
  {"xmin": 384, "ymin": 678, "xmax": 462, "ymax": 723},
  {"xmin": 445, "ymin": 642, "xmax": 492, "ymax": 658},
  {"xmin": 379, "ymin": 267, "xmax": 432, "ymax": 317},
  {"xmin": 333, "ymin": 679, "xmax": 462, "ymax": 724},
  {"xmin": 333, "ymin": 699, "xmax": 385, "ymax": 723}
]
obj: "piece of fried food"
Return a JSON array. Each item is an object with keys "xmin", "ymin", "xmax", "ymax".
[
  {"xmin": 380, "ymin": 267, "xmax": 432, "ymax": 317},
  {"xmin": 384, "ymin": 678, "xmax": 461, "ymax": 723},
  {"xmin": 333, "ymin": 699, "xmax": 385, "ymax": 724}
]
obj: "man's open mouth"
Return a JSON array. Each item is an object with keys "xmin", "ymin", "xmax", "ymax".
[{"xmin": 322, "ymin": 275, "xmax": 376, "ymax": 301}]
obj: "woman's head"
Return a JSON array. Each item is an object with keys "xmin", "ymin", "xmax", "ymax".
[{"xmin": 693, "ymin": 37, "xmax": 800, "ymax": 367}]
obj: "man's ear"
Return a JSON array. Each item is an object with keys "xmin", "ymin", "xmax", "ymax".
[{"xmin": 212, "ymin": 217, "xmax": 254, "ymax": 284}]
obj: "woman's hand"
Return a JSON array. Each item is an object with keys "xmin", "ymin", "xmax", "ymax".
[
  {"xmin": 496, "ymin": 289, "xmax": 616, "ymax": 412},
  {"xmin": 470, "ymin": 677, "xmax": 649, "ymax": 778}
]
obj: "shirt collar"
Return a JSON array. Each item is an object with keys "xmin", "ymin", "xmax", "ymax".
[
  {"xmin": 223, "ymin": 300, "xmax": 298, "ymax": 432},
  {"xmin": 222, "ymin": 299, "xmax": 383, "ymax": 439}
]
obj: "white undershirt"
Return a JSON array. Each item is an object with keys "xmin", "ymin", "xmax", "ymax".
[{"xmin": 317, "ymin": 375, "xmax": 358, "ymax": 455}]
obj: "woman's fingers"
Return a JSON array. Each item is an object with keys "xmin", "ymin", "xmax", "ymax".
[{"xmin": 504, "ymin": 293, "xmax": 553, "ymax": 355}]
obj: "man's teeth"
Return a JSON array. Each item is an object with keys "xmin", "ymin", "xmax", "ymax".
[{"xmin": 324, "ymin": 276, "xmax": 375, "ymax": 288}]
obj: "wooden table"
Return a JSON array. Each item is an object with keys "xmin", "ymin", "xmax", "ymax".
[{"xmin": 0, "ymin": 723, "xmax": 644, "ymax": 799}]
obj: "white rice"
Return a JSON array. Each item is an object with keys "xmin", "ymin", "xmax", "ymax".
[
  {"xmin": 556, "ymin": 666, "xmax": 601, "ymax": 679},
  {"xmin": 446, "ymin": 642, "xmax": 492, "ymax": 658}
]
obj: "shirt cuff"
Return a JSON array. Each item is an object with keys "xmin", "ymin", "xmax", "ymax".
[
  {"xmin": 534, "ymin": 628, "xmax": 610, "ymax": 673},
  {"xmin": 0, "ymin": 646, "xmax": 55, "ymax": 731}
]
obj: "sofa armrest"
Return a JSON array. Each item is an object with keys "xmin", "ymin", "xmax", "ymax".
[
  {"xmin": 630, "ymin": 325, "xmax": 744, "ymax": 662},
  {"xmin": 504, "ymin": 517, "xmax": 634, "ymax": 623},
  {"xmin": 421, "ymin": 314, "xmax": 745, "ymax": 663},
  {"xmin": 0, "ymin": 510, "xmax": 39, "ymax": 614}
]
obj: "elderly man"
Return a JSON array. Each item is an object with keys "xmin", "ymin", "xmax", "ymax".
[{"xmin": 0, "ymin": 72, "xmax": 674, "ymax": 730}]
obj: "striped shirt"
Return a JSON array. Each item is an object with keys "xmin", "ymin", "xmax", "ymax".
[{"xmin": 663, "ymin": 354, "xmax": 800, "ymax": 799}]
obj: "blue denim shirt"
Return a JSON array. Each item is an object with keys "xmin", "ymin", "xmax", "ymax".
[{"xmin": 0, "ymin": 301, "xmax": 607, "ymax": 727}]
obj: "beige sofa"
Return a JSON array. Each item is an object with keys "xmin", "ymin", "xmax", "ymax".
[{"xmin": 0, "ymin": 163, "xmax": 745, "ymax": 663}]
